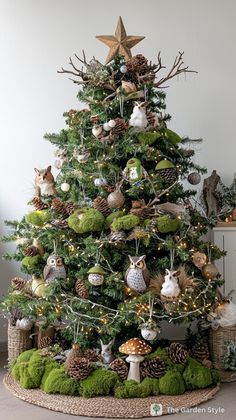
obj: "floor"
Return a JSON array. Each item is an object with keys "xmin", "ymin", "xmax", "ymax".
[{"xmin": 0, "ymin": 353, "xmax": 235, "ymax": 420}]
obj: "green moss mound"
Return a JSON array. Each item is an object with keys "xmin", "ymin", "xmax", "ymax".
[
  {"xmin": 111, "ymin": 215, "xmax": 139, "ymax": 231},
  {"xmin": 157, "ymin": 215, "xmax": 180, "ymax": 233},
  {"xmin": 115, "ymin": 378, "xmax": 159, "ymax": 399},
  {"xmin": 40, "ymin": 358, "xmax": 60, "ymax": 389},
  {"xmin": 79, "ymin": 369, "xmax": 121, "ymax": 398},
  {"xmin": 68, "ymin": 208, "xmax": 104, "ymax": 233},
  {"xmin": 11, "ymin": 349, "xmax": 36, "ymax": 381},
  {"xmin": 19, "ymin": 362, "xmax": 39, "ymax": 389},
  {"xmin": 105, "ymin": 211, "xmax": 125, "ymax": 228},
  {"xmin": 27, "ymin": 350, "xmax": 47, "ymax": 387},
  {"xmin": 138, "ymin": 131, "xmax": 162, "ymax": 145},
  {"xmin": 22, "ymin": 255, "xmax": 40, "ymax": 269},
  {"xmin": 164, "ymin": 128, "xmax": 182, "ymax": 144},
  {"xmin": 26, "ymin": 210, "xmax": 50, "ymax": 227},
  {"xmin": 159, "ymin": 371, "xmax": 185, "ymax": 395},
  {"xmin": 43, "ymin": 365, "xmax": 80, "ymax": 395},
  {"xmin": 210, "ymin": 369, "xmax": 221, "ymax": 385},
  {"xmin": 183, "ymin": 358, "xmax": 213, "ymax": 390}
]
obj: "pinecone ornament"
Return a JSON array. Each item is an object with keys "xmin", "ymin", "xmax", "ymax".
[
  {"xmin": 51, "ymin": 197, "xmax": 68, "ymax": 219},
  {"xmin": 83, "ymin": 349, "xmax": 101, "ymax": 362},
  {"xmin": 191, "ymin": 341, "xmax": 210, "ymax": 362},
  {"xmin": 65, "ymin": 202, "xmax": 77, "ymax": 216},
  {"xmin": 109, "ymin": 231, "xmax": 127, "ymax": 246},
  {"xmin": 11, "ymin": 277, "xmax": 26, "ymax": 291},
  {"xmin": 66, "ymin": 356, "xmax": 93, "ymax": 380},
  {"xmin": 110, "ymin": 358, "xmax": 129, "ymax": 381},
  {"xmin": 24, "ymin": 246, "xmax": 39, "ymax": 257},
  {"xmin": 93, "ymin": 196, "xmax": 111, "ymax": 216},
  {"xmin": 51, "ymin": 219, "xmax": 68, "ymax": 229},
  {"xmin": 168, "ymin": 342, "xmax": 188, "ymax": 364},
  {"xmin": 32, "ymin": 196, "xmax": 48, "ymax": 210},
  {"xmin": 111, "ymin": 118, "xmax": 127, "ymax": 137},
  {"xmin": 140, "ymin": 357, "xmax": 166, "ymax": 378},
  {"xmin": 64, "ymin": 344, "xmax": 83, "ymax": 370},
  {"xmin": 126, "ymin": 54, "xmax": 149, "ymax": 81},
  {"xmin": 75, "ymin": 279, "xmax": 89, "ymax": 299},
  {"xmin": 39, "ymin": 336, "xmax": 53, "ymax": 349}
]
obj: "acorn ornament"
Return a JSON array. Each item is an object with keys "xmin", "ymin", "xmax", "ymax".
[
  {"xmin": 156, "ymin": 159, "xmax": 177, "ymax": 184},
  {"xmin": 140, "ymin": 320, "xmax": 160, "ymax": 341},
  {"xmin": 88, "ymin": 264, "xmax": 106, "ymax": 286},
  {"xmin": 202, "ymin": 262, "xmax": 219, "ymax": 280},
  {"xmin": 107, "ymin": 188, "xmax": 125, "ymax": 209},
  {"xmin": 188, "ymin": 172, "xmax": 201, "ymax": 185},
  {"xmin": 123, "ymin": 158, "xmax": 148, "ymax": 185}
]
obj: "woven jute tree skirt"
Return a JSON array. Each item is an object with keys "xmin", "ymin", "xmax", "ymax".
[{"xmin": 3, "ymin": 373, "xmax": 220, "ymax": 418}]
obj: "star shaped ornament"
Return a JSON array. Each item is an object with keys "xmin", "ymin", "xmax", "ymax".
[{"xmin": 96, "ymin": 16, "xmax": 145, "ymax": 64}]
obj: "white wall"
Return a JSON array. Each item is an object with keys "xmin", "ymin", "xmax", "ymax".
[{"xmin": 1, "ymin": 0, "xmax": 236, "ymax": 342}]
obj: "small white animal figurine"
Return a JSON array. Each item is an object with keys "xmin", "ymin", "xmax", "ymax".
[
  {"xmin": 208, "ymin": 290, "xmax": 236, "ymax": 328},
  {"xmin": 54, "ymin": 149, "xmax": 68, "ymax": 169},
  {"xmin": 161, "ymin": 269, "xmax": 181, "ymax": 299},
  {"xmin": 129, "ymin": 102, "xmax": 148, "ymax": 129},
  {"xmin": 100, "ymin": 339, "xmax": 115, "ymax": 364}
]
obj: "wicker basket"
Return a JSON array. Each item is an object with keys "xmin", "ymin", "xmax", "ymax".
[
  {"xmin": 8, "ymin": 324, "xmax": 32, "ymax": 361},
  {"xmin": 209, "ymin": 326, "xmax": 236, "ymax": 381},
  {"xmin": 33, "ymin": 322, "xmax": 55, "ymax": 348}
]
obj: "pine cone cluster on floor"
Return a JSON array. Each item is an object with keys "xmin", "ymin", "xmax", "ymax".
[
  {"xmin": 191, "ymin": 341, "xmax": 210, "ymax": 362},
  {"xmin": 140, "ymin": 356, "xmax": 166, "ymax": 378},
  {"xmin": 93, "ymin": 197, "xmax": 111, "ymax": 216},
  {"xmin": 168, "ymin": 342, "xmax": 188, "ymax": 364},
  {"xmin": 65, "ymin": 356, "xmax": 93, "ymax": 380},
  {"xmin": 83, "ymin": 349, "xmax": 101, "ymax": 362},
  {"xmin": 31, "ymin": 196, "xmax": 49, "ymax": 210},
  {"xmin": 75, "ymin": 279, "xmax": 89, "ymax": 299},
  {"xmin": 24, "ymin": 246, "xmax": 39, "ymax": 257},
  {"xmin": 110, "ymin": 358, "xmax": 129, "ymax": 381},
  {"xmin": 39, "ymin": 336, "xmax": 53, "ymax": 349},
  {"xmin": 11, "ymin": 277, "xmax": 26, "ymax": 290}
]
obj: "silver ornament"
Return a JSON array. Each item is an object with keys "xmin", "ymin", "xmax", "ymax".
[
  {"xmin": 120, "ymin": 65, "xmax": 127, "ymax": 74},
  {"xmin": 107, "ymin": 191, "xmax": 125, "ymax": 209},
  {"xmin": 187, "ymin": 172, "xmax": 201, "ymax": 185}
]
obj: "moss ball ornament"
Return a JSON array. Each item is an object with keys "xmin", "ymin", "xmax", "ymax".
[
  {"xmin": 87, "ymin": 265, "xmax": 106, "ymax": 286},
  {"xmin": 111, "ymin": 215, "xmax": 140, "ymax": 231},
  {"xmin": 21, "ymin": 255, "xmax": 41, "ymax": 269},
  {"xmin": 156, "ymin": 215, "xmax": 180, "ymax": 233},
  {"xmin": 26, "ymin": 210, "xmax": 50, "ymax": 227},
  {"xmin": 164, "ymin": 128, "xmax": 182, "ymax": 144},
  {"xmin": 68, "ymin": 208, "xmax": 104, "ymax": 233}
]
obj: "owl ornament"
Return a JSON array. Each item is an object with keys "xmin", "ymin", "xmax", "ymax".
[
  {"xmin": 43, "ymin": 255, "xmax": 66, "ymax": 284},
  {"xmin": 125, "ymin": 255, "xmax": 150, "ymax": 293},
  {"xmin": 123, "ymin": 158, "xmax": 148, "ymax": 185}
]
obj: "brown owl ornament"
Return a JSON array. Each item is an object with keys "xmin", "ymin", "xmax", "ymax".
[{"xmin": 125, "ymin": 255, "xmax": 150, "ymax": 293}]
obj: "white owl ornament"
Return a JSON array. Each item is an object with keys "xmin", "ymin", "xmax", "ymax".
[
  {"xmin": 160, "ymin": 269, "xmax": 181, "ymax": 299},
  {"xmin": 43, "ymin": 255, "xmax": 66, "ymax": 284},
  {"xmin": 125, "ymin": 255, "xmax": 150, "ymax": 293}
]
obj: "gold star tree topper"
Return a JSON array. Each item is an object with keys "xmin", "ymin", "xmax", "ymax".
[{"xmin": 96, "ymin": 16, "xmax": 145, "ymax": 64}]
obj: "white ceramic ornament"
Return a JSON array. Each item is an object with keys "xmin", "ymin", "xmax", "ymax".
[
  {"xmin": 129, "ymin": 102, "xmax": 148, "ymax": 129},
  {"xmin": 61, "ymin": 182, "xmax": 70, "ymax": 192},
  {"xmin": 108, "ymin": 119, "xmax": 116, "ymax": 128},
  {"xmin": 141, "ymin": 323, "xmax": 160, "ymax": 341},
  {"xmin": 120, "ymin": 65, "xmax": 127, "ymax": 74},
  {"xmin": 92, "ymin": 125, "xmax": 103, "ymax": 138},
  {"xmin": 16, "ymin": 317, "xmax": 33, "ymax": 331},
  {"xmin": 103, "ymin": 122, "xmax": 112, "ymax": 131},
  {"xmin": 160, "ymin": 269, "xmax": 181, "ymax": 299},
  {"xmin": 94, "ymin": 178, "xmax": 107, "ymax": 187}
]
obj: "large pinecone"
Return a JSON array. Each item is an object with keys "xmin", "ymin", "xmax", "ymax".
[
  {"xmin": 168, "ymin": 342, "xmax": 188, "ymax": 364},
  {"xmin": 93, "ymin": 196, "xmax": 111, "ymax": 216},
  {"xmin": 75, "ymin": 279, "xmax": 89, "ymax": 299},
  {"xmin": 140, "ymin": 357, "xmax": 166, "ymax": 378},
  {"xmin": 39, "ymin": 336, "xmax": 53, "ymax": 349},
  {"xmin": 83, "ymin": 349, "xmax": 101, "ymax": 362},
  {"xmin": 111, "ymin": 118, "xmax": 127, "ymax": 137},
  {"xmin": 24, "ymin": 246, "xmax": 39, "ymax": 257},
  {"xmin": 109, "ymin": 231, "xmax": 127, "ymax": 246},
  {"xmin": 126, "ymin": 54, "xmax": 149, "ymax": 80},
  {"xmin": 66, "ymin": 357, "xmax": 93, "ymax": 380},
  {"xmin": 31, "ymin": 196, "xmax": 48, "ymax": 210},
  {"xmin": 11, "ymin": 277, "xmax": 26, "ymax": 291},
  {"xmin": 110, "ymin": 358, "xmax": 129, "ymax": 381},
  {"xmin": 191, "ymin": 341, "xmax": 210, "ymax": 362},
  {"xmin": 65, "ymin": 202, "xmax": 77, "ymax": 216},
  {"xmin": 51, "ymin": 219, "xmax": 68, "ymax": 229},
  {"xmin": 158, "ymin": 168, "xmax": 177, "ymax": 185},
  {"xmin": 64, "ymin": 345, "xmax": 83, "ymax": 370},
  {"xmin": 51, "ymin": 197, "xmax": 68, "ymax": 219}
]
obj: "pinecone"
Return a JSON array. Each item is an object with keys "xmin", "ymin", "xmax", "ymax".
[
  {"xmin": 130, "ymin": 200, "xmax": 150, "ymax": 220},
  {"xmin": 168, "ymin": 342, "xmax": 188, "ymax": 364},
  {"xmin": 126, "ymin": 54, "xmax": 149, "ymax": 78},
  {"xmin": 51, "ymin": 219, "xmax": 68, "ymax": 229},
  {"xmin": 191, "ymin": 341, "xmax": 210, "ymax": 362},
  {"xmin": 140, "ymin": 357, "xmax": 166, "ymax": 378},
  {"xmin": 31, "ymin": 196, "xmax": 48, "ymax": 210},
  {"xmin": 39, "ymin": 336, "xmax": 53, "ymax": 349},
  {"xmin": 51, "ymin": 197, "xmax": 68, "ymax": 219},
  {"xmin": 24, "ymin": 246, "xmax": 39, "ymax": 257},
  {"xmin": 111, "ymin": 118, "xmax": 127, "ymax": 137},
  {"xmin": 64, "ymin": 344, "xmax": 83, "ymax": 370},
  {"xmin": 93, "ymin": 196, "xmax": 111, "ymax": 216},
  {"xmin": 109, "ymin": 231, "xmax": 127, "ymax": 246},
  {"xmin": 83, "ymin": 349, "xmax": 101, "ymax": 362},
  {"xmin": 66, "ymin": 356, "xmax": 93, "ymax": 380},
  {"xmin": 110, "ymin": 358, "xmax": 129, "ymax": 381},
  {"xmin": 65, "ymin": 202, "xmax": 77, "ymax": 216},
  {"xmin": 75, "ymin": 279, "xmax": 89, "ymax": 299},
  {"xmin": 158, "ymin": 168, "xmax": 177, "ymax": 185},
  {"xmin": 11, "ymin": 277, "xmax": 26, "ymax": 290}
]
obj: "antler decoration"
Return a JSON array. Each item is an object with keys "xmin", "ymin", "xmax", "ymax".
[
  {"xmin": 57, "ymin": 50, "xmax": 89, "ymax": 85},
  {"xmin": 154, "ymin": 51, "xmax": 197, "ymax": 88}
]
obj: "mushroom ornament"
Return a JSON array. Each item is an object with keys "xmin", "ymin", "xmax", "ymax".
[{"xmin": 119, "ymin": 338, "xmax": 151, "ymax": 383}]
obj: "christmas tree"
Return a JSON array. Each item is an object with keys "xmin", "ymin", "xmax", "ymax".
[{"xmin": 1, "ymin": 17, "xmax": 224, "ymax": 367}]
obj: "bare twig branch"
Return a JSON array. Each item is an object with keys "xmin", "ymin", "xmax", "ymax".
[{"xmin": 154, "ymin": 51, "xmax": 197, "ymax": 88}]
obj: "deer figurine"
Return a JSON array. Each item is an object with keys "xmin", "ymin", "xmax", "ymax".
[
  {"xmin": 160, "ymin": 269, "xmax": 181, "ymax": 299},
  {"xmin": 100, "ymin": 339, "xmax": 115, "ymax": 364},
  {"xmin": 129, "ymin": 102, "xmax": 148, "ymax": 129},
  {"xmin": 208, "ymin": 289, "xmax": 236, "ymax": 328}
]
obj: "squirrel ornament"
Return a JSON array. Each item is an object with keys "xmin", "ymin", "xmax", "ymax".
[{"xmin": 34, "ymin": 166, "xmax": 56, "ymax": 197}]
